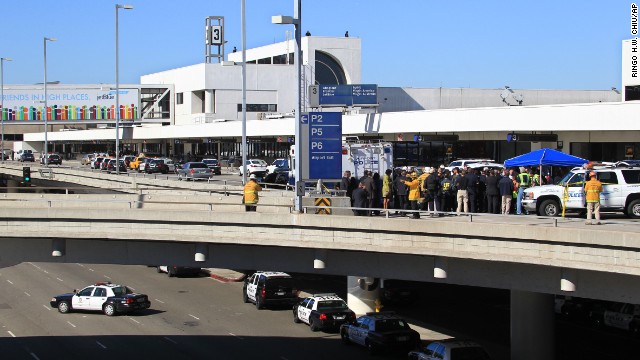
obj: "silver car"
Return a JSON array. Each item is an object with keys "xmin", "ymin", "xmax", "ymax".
[{"xmin": 176, "ymin": 162, "xmax": 213, "ymax": 180}]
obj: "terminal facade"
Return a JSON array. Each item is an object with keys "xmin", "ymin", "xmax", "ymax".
[{"xmin": 9, "ymin": 34, "xmax": 640, "ymax": 165}]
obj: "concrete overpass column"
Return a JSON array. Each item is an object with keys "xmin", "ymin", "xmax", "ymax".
[
  {"xmin": 51, "ymin": 239, "xmax": 66, "ymax": 257},
  {"xmin": 347, "ymin": 276, "xmax": 381, "ymax": 315},
  {"xmin": 194, "ymin": 243, "xmax": 208, "ymax": 262},
  {"xmin": 511, "ymin": 290, "xmax": 555, "ymax": 360}
]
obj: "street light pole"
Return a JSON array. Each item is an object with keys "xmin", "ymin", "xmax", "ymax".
[
  {"xmin": 1, "ymin": 57, "xmax": 12, "ymax": 163},
  {"xmin": 272, "ymin": 0, "xmax": 303, "ymax": 212},
  {"xmin": 115, "ymin": 4, "xmax": 133, "ymax": 175},
  {"xmin": 43, "ymin": 37, "xmax": 57, "ymax": 166},
  {"xmin": 241, "ymin": 0, "xmax": 247, "ymax": 185}
]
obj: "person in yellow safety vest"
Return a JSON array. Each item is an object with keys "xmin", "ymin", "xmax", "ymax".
[
  {"xmin": 516, "ymin": 169, "xmax": 531, "ymax": 215},
  {"xmin": 243, "ymin": 174, "xmax": 262, "ymax": 212},
  {"xmin": 402, "ymin": 172, "xmax": 422, "ymax": 219},
  {"xmin": 584, "ymin": 171, "xmax": 603, "ymax": 225},
  {"xmin": 417, "ymin": 167, "xmax": 429, "ymax": 209}
]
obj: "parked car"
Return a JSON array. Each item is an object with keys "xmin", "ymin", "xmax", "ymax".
[
  {"xmin": 122, "ymin": 155, "xmax": 136, "ymax": 167},
  {"xmin": 340, "ymin": 312, "xmax": 420, "ymax": 355},
  {"xmin": 19, "ymin": 153, "xmax": 35, "ymax": 162},
  {"xmin": 243, "ymin": 271, "xmax": 299, "ymax": 310},
  {"xmin": 408, "ymin": 339, "xmax": 491, "ymax": 360},
  {"xmin": 41, "ymin": 154, "xmax": 62, "ymax": 165},
  {"xmin": 81, "ymin": 153, "xmax": 95, "ymax": 165},
  {"xmin": 176, "ymin": 162, "xmax": 213, "ymax": 180},
  {"xmin": 267, "ymin": 158, "xmax": 290, "ymax": 174},
  {"xmin": 202, "ymin": 159, "xmax": 222, "ymax": 175},
  {"xmin": 100, "ymin": 158, "xmax": 112, "ymax": 171},
  {"xmin": 146, "ymin": 159, "xmax": 169, "ymax": 174},
  {"xmin": 293, "ymin": 293, "xmax": 356, "ymax": 332},
  {"xmin": 50, "ymin": 281, "xmax": 151, "ymax": 316},
  {"xmin": 129, "ymin": 156, "xmax": 146, "ymax": 171},
  {"xmin": 91, "ymin": 157, "xmax": 104, "ymax": 169},
  {"xmin": 105, "ymin": 159, "xmax": 127, "ymax": 174},
  {"xmin": 156, "ymin": 266, "xmax": 202, "ymax": 277},
  {"xmin": 239, "ymin": 159, "xmax": 268, "ymax": 177},
  {"xmin": 138, "ymin": 157, "xmax": 155, "ymax": 173}
]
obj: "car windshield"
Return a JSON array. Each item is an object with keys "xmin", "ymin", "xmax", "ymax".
[
  {"xmin": 559, "ymin": 172, "xmax": 584, "ymax": 186},
  {"xmin": 152, "ymin": 159, "xmax": 164, "ymax": 164},
  {"xmin": 450, "ymin": 346, "xmax": 491, "ymax": 360},
  {"xmin": 111, "ymin": 286, "xmax": 133, "ymax": 296},
  {"xmin": 203, "ymin": 159, "xmax": 219, "ymax": 165},
  {"xmin": 374, "ymin": 319, "xmax": 410, "ymax": 332},
  {"xmin": 272, "ymin": 159, "xmax": 287, "ymax": 167},
  {"xmin": 317, "ymin": 300, "xmax": 349, "ymax": 310}
]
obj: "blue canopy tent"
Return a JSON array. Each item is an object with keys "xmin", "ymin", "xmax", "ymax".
[{"xmin": 504, "ymin": 148, "xmax": 588, "ymax": 168}]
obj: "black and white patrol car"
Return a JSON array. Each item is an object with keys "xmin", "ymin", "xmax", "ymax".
[
  {"xmin": 293, "ymin": 293, "xmax": 356, "ymax": 331},
  {"xmin": 242, "ymin": 271, "xmax": 299, "ymax": 310},
  {"xmin": 340, "ymin": 312, "xmax": 421, "ymax": 355},
  {"xmin": 50, "ymin": 281, "xmax": 151, "ymax": 316}
]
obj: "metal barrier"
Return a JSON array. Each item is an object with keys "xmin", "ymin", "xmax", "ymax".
[{"xmin": 38, "ymin": 168, "xmax": 54, "ymax": 179}]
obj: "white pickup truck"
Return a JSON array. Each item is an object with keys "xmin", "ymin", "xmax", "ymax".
[{"xmin": 522, "ymin": 166, "xmax": 640, "ymax": 217}]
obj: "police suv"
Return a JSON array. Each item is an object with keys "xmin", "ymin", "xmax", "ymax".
[
  {"xmin": 522, "ymin": 165, "xmax": 640, "ymax": 217},
  {"xmin": 293, "ymin": 293, "xmax": 356, "ymax": 331},
  {"xmin": 50, "ymin": 281, "xmax": 151, "ymax": 316},
  {"xmin": 242, "ymin": 271, "xmax": 299, "ymax": 310}
]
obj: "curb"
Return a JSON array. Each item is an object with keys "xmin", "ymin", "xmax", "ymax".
[{"xmin": 205, "ymin": 270, "xmax": 247, "ymax": 282}]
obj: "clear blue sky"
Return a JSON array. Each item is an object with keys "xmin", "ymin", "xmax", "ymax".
[{"xmin": 0, "ymin": 0, "xmax": 633, "ymax": 90}]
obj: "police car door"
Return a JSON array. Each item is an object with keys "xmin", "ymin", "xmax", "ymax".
[
  {"xmin": 297, "ymin": 298, "xmax": 310, "ymax": 323},
  {"xmin": 300, "ymin": 299, "xmax": 314, "ymax": 324},
  {"xmin": 246, "ymin": 274, "xmax": 257, "ymax": 302},
  {"xmin": 89, "ymin": 287, "xmax": 108, "ymax": 310},
  {"xmin": 353, "ymin": 317, "xmax": 371, "ymax": 346},
  {"xmin": 597, "ymin": 171, "xmax": 622, "ymax": 208},
  {"xmin": 72, "ymin": 287, "xmax": 94, "ymax": 310},
  {"xmin": 564, "ymin": 173, "xmax": 585, "ymax": 209}
]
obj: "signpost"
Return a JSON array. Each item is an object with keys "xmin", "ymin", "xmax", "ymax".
[
  {"xmin": 300, "ymin": 112, "xmax": 342, "ymax": 180},
  {"xmin": 309, "ymin": 84, "xmax": 378, "ymax": 107}
]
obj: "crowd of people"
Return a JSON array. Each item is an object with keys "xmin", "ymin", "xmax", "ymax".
[{"xmin": 338, "ymin": 165, "xmax": 557, "ymax": 218}]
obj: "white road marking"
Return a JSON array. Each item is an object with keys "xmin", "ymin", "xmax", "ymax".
[
  {"xmin": 77, "ymin": 264, "xmax": 85, "ymax": 267},
  {"xmin": 163, "ymin": 336, "xmax": 177, "ymax": 344},
  {"xmin": 28, "ymin": 262, "xmax": 41, "ymax": 270},
  {"xmin": 67, "ymin": 321, "xmax": 76, "ymax": 328},
  {"xmin": 228, "ymin": 332, "xmax": 244, "ymax": 340},
  {"xmin": 43, "ymin": 271, "xmax": 48, "ymax": 274},
  {"xmin": 154, "ymin": 299, "xmax": 165, "ymax": 304},
  {"xmin": 129, "ymin": 318, "xmax": 140, "ymax": 324},
  {"xmin": 89, "ymin": 268, "xmax": 95, "ymax": 272},
  {"xmin": 7, "ymin": 330, "xmax": 16, "ymax": 337},
  {"xmin": 6, "ymin": 280, "xmax": 13, "ymax": 285},
  {"xmin": 30, "ymin": 352, "xmax": 41, "ymax": 360},
  {"xmin": 24, "ymin": 292, "xmax": 31, "ymax": 297},
  {"xmin": 96, "ymin": 341, "xmax": 107, "ymax": 349},
  {"xmin": 103, "ymin": 275, "xmax": 111, "ymax": 279},
  {"xmin": 56, "ymin": 278, "xmax": 63, "ymax": 282},
  {"xmin": 188, "ymin": 314, "xmax": 200, "ymax": 320},
  {"xmin": 42, "ymin": 305, "xmax": 51, "ymax": 311}
]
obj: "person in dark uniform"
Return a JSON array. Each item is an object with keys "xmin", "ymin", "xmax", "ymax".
[
  {"xmin": 394, "ymin": 169, "xmax": 409, "ymax": 215},
  {"xmin": 351, "ymin": 182, "xmax": 369, "ymax": 216},
  {"xmin": 485, "ymin": 169, "xmax": 500, "ymax": 214},
  {"xmin": 466, "ymin": 168, "xmax": 479, "ymax": 213}
]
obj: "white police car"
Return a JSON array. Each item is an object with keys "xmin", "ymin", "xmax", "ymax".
[
  {"xmin": 293, "ymin": 293, "xmax": 355, "ymax": 331},
  {"xmin": 50, "ymin": 281, "xmax": 151, "ymax": 316},
  {"xmin": 242, "ymin": 271, "xmax": 299, "ymax": 310},
  {"xmin": 408, "ymin": 339, "xmax": 491, "ymax": 360}
]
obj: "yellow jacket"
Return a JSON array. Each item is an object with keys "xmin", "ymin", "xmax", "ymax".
[
  {"xmin": 584, "ymin": 178, "xmax": 603, "ymax": 203},
  {"xmin": 402, "ymin": 178, "xmax": 421, "ymax": 200},
  {"xmin": 244, "ymin": 180, "xmax": 262, "ymax": 204},
  {"xmin": 417, "ymin": 173, "xmax": 428, "ymax": 192}
]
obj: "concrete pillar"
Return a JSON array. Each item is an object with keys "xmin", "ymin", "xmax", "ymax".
[
  {"xmin": 205, "ymin": 90, "xmax": 214, "ymax": 114},
  {"xmin": 347, "ymin": 276, "xmax": 381, "ymax": 315},
  {"xmin": 52, "ymin": 239, "xmax": 66, "ymax": 257},
  {"xmin": 434, "ymin": 256, "xmax": 448, "ymax": 279},
  {"xmin": 313, "ymin": 249, "xmax": 327, "ymax": 269},
  {"xmin": 194, "ymin": 243, "xmax": 208, "ymax": 262},
  {"xmin": 511, "ymin": 290, "xmax": 555, "ymax": 360}
]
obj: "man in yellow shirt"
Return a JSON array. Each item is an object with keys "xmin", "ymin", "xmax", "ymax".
[
  {"xmin": 584, "ymin": 171, "xmax": 603, "ymax": 225},
  {"xmin": 244, "ymin": 174, "xmax": 262, "ymax": 212}
]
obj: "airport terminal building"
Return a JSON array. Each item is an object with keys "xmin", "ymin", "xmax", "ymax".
[{"xmin": 8, "ymin": 34, "xmax": 640, "ymax": 165}]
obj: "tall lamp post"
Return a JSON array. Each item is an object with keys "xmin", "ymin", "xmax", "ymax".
[
  {"xmin": 1, "ymin": 57, "xmax": 12, "ymax": 163},
  {"xmin": 241, "ymin": 0, "xmax": 247, "ymax": 185},
  {"xmin": 272, "ymin": 0, "xmax": 302, "ymax": 212},
  {"xmin": 43, "ymin": 37, "xmax": 57, "ymax": 166},
  {"xmin": 115, "ymin": 4, "xmax": 133, "ymax": 175}
]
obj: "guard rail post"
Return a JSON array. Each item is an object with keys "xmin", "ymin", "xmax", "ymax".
[{"xmin": 468, "ymin": 214, "xmax": 473, "ymax": 222}]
